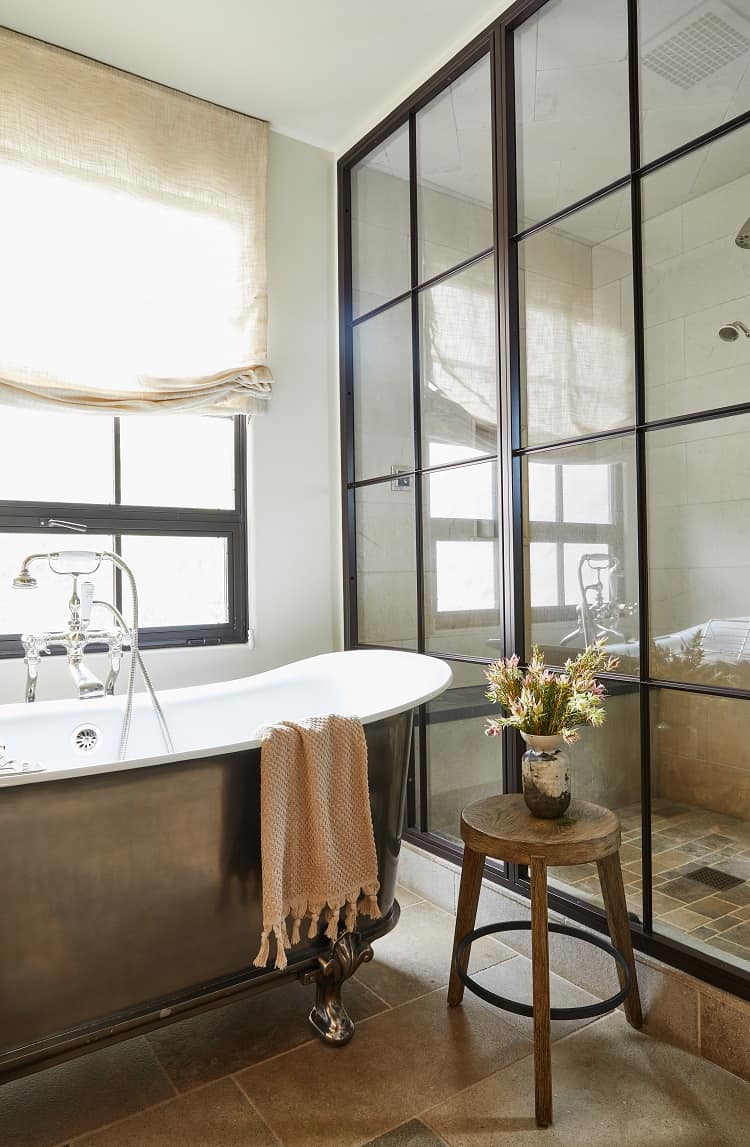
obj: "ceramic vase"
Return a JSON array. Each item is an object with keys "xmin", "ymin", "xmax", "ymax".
[{"xmin": 520, "ymin": 732, "xmax": 571, "ymax": 819}]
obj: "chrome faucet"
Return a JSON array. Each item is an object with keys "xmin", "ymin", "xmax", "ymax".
[{"xmin": 13, "ymin": 552, "xmax": 131, "ymax": 703}]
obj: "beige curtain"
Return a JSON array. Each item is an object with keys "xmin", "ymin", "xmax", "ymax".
[{"xmin": 0, "ymin": 28, "xmax": 272, "ymax": 415}]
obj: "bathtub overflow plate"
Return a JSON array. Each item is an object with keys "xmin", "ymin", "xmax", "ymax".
[{"xmin": 71, "ymin": 724, "xmax": 102, "ymax": 754}]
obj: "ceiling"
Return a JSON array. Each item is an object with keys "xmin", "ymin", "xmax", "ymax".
[{"xmin": 0, "ymin": 0, "xmax": 511, "ymax": 154}]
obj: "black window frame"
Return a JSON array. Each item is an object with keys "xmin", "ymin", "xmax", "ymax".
[{"xmin": 0, "ymin": 414, "xmax": 248, "ymax": 658}]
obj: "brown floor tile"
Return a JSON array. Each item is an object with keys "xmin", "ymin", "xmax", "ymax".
[
  {"xmin": 237, "ymin": 989, "xmax": 531, "ymax": 1147},
  {"xmin": 651, "ymin": 849, "xmax": 691, "ymax": 874},
  {"xmin": 709, "ymin": 914, "xmax": 750, "ymax": 934},
  {"xmin": 75, "ymin": 1077, "xmax": 276, "ymax": 1146},
  {"xmin": 720, "ymin": 883, "xmax": 750, "ymax": 907},
  {"xmin": 363, "ymin": 1118, "xmax": 447, "ymax": 1146},
  {"xmin": 718, "ymin": 920, "xmax": 750, "ymax": 949},
  {"xmin": 658, "ymin": 876, "xmax": 713, "ymax": 904},
  {"xmin": 356, "ymin": 900, "xmax": 514, "ymax": 1008},
  {"xmin": 687, "ymin": 895, "xmax": 738, "ymax": 920},
  {"xmin": 424, "ymin": 1013, "xmax": 750, "ymax": 1146},
  {"xmin": 148, "ymin": 978, "xmax": 385, "ymax": 1092},
  {"xmin": 0, "ymin": 1037, "xmax": 173, "ymax": 1147},
  {"xmin": 660, "ymin": 907, "xmax": 711, "ymax": 932},
  {"xmin": 649, "ymin": 892, "xmax": 682, "ymax": 916}
]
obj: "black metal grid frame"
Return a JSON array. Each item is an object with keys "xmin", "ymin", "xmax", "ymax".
[
  {"xmin": 0, "ymin": 416, "xmax": 249, "ymax": 657},
  {"xmin": 338, "ymin": 0, "xmax": 750, "ymax": 999}
]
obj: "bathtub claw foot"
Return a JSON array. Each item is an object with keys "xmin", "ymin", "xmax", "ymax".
[{"xmin": 303, "ymin": 930, "xmax": 374, "ymax": 1045}]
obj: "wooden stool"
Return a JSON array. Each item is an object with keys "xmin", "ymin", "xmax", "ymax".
[{"xmin": 448, "ymin": 794, "xmax": 642, "ymax": 1128}]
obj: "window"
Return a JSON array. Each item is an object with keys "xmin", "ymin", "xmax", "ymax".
[
  {"xmin": 0, "ymin": 410, "xmax": 247, "ymax": 656},
  {"xmin": 527, "ymin": 460, "xmax": 623, "ymax": 622}
]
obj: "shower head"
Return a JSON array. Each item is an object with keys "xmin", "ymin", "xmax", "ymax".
[
  {"xmin": 737, "ymin": 216, "xmax": 750, "ymax": 249},
  {"xmin": 719, "ymin": 320, "xmax": 750, "ymax": 342},
  {"xmin": 12, "ymin": 568, "xmax": 38, "ymax": 589}
]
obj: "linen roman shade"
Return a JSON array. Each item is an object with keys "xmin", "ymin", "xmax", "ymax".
[{"xmin": 0, "ymin": 28, "xmax": 272, "ymax": 415}]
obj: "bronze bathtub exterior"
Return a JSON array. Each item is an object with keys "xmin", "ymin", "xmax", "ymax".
[{"xmin": 0, "ymin": 710, "xmax": 413, "ymax": 1081}]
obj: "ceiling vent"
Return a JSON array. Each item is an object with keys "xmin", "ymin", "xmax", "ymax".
[{"xmin": 641, "ymin": 2, "xmax": 750, "ymax": 90}]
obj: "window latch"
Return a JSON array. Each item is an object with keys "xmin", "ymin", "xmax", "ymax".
[{"xmin": 42, "ymin": 519, "xmax": 88, "ymax": 533}]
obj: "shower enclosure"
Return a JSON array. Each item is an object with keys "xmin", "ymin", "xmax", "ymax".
[{"xmin": 338, "ymin": 0, "xmax": 750, "ymax": 998}]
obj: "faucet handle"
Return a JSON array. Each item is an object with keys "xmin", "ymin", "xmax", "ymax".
[{"xmin": 79, "ymin": 581, "xmax": 95, "ymax": 628}]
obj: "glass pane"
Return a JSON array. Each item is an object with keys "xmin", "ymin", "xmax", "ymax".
[
  {"xmin": 642, "ymin": 121, "xmax": 750, "ymax": 422},
  {"xmin": 647, "ymin": 412, "xmax": 750, "ymax": 689},
  {"xmin": 120, "ymin": 535, "xmax": 228, "ymax": 627},
  {"xmin": 0, "ymin": 409, "xmax": 114, "ymax": 503},
  {"xmin": 353, "ymin": 301, "xmax": 414, "ymax": 482},
  {"xmin": 355, "ymin": 479, "xmax": 417, "ymax": 648},
  {"xmin": 639, "ymin": 0, "xmax": 750, "ymax": 166},
  {"xmin": 651, "ymin": 688, "xmax": 750, "ymax": 973},
  {"xmin": 514, "ymin": 0, "xmax": 630, "ymax": 230},
  {"xmin": 420, "ymin": 255, "xmax": 497, "ymax": 465},
  {"xmin": 523, "ymin": 435, "xmax": 639, "ymax": 672},
  {"xmin": 548, "ymin": 682, "xmax": 642, "ymax": 921},
  {"xmin": 423, "ymin": 459, "xmax": 500, "ymax": 658},
  {"xmin": 120, "ymin": 416, "xmax": 235, "ymax": 509},
  {"xmin": 519, "ymin": 187, "xmax": 635, "ymax": 447},
  {"xmin": 351, "ymin": 125, "xmax": 411, "ymax": 318},
  {"xmin": 417, "ymin": 56, "xmax": 493, "ymax": 283},
  {"xmin": 427, "ymin": 660, "xmax": 502, "ymax": 842},
  {"xmin": 0, "ymin": 533, "xmax": 114, "ymax": 641}
]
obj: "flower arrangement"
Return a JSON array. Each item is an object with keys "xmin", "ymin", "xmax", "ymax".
[{"xmin": 484, "ymin": 642, "xmax": 619, "ymax": 744}]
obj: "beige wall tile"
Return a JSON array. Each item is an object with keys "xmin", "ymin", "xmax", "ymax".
[{"xmin": 700, "ymin": 987, "xmax": 750, "ymax": 1082}]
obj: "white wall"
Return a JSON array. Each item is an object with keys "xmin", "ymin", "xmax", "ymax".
[{"xmin": 0, "ymin": 130, "xmax": 342, "ymax": 705}]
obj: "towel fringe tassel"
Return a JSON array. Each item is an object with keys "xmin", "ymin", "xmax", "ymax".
[
  {"xmin": 359, "ymin": 881, "xmax": 381, "ymax": 920},
  {"xmin": 273, "ymin": 924, "xmax": 288, "ymax": 971},
  {"xmin": 253, "ymin": 931, "xmax": 271, "ymax": 968},
  {"xmin": 255, "ymin": 882, "xmax": 380, "ymax": 965}
]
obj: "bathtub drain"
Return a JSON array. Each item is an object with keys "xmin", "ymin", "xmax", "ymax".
[{"xmin": 72, "ymin": 725, "xmax": 102, "ymax": 753}]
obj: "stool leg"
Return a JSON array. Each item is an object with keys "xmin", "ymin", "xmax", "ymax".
[
  {"xmin": 530, "ymin": 857, "xmax": 552, "ymax": 1128},
  {"xmin": 448, "ymin": 846, "xmax": 485, "ymax": 1006},
  {"xmin": 597, "ymin": 851, "xmax": 643, "ymax": 1029}
]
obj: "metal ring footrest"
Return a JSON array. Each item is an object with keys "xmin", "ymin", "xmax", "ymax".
[{"xmin": 455, "ymin": 920, "xmax": 632, "ymax": 1020}]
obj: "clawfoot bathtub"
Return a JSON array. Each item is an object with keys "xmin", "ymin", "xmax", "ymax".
[{"xmin": 0, "ymin": 649, "xmax": 451, "ymax": 1081}]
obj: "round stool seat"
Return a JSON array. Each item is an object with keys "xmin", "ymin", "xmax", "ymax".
[{"xmin": 460, "ymin": 794, "xmax": 620, "ymax": 867}]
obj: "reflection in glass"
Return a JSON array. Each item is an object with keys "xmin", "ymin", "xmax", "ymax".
[
  {"xmin": 519, "ymin": 188, "xmax": 635, "ymax": 446},
  {"xmin": 423, "ymin": 460, "xmax": 500, "ymax": 658},
  {"xmin": 355, "ymin": 479, "xmax": 417, "ymax": 648},
  {"xmin": 420, "ymin": 255, "xmax": 497, "ymax": 465},
  {"xmin": 639, "ymin": 0, "xmax": 750, "ymax": 166},
  {"xmin": 120, "ymin": 416, "xmax": 234, "ymax": 509},
  {"xmin": 514, "ymin": 0, "xmax": 629, "ymax": 229},
  {"xmin": 121, "ymin": 536, "xmax": 228, "ymax": 627},
  {"xmin": 353, "ymin": 301, "xmax": 413, "ymax": 482},
  {"xmin": 417, "ymin": 55, "xmax": 493, "ymax": 282},
  {"xmin": 351, "ymin": 125, "xmax": 411, "ymax": 317},
  {"xmin": 647, "ymin": 413, "xmax": 750, "ymax": 690},
  {"xmin": 0, "ymin": 533, "xmax": 114, "ymax": 639},
  {"xmin": 426, "ymin": 660, "xmax": 502, "ymax": 842},
  {"xmin": 641, "ymin": 120, "xmax": 750, "ymax": 422},
  {"xmin": 548, "ymin": 682, "xmax": 642, "ymax": 918},
  {"xmin": 650, "ymin": 688, "xmax": 750, "ymax": 972},
  {"xmin": 524, "ymin": 436, "xmax": 639, "ymax": 671}
]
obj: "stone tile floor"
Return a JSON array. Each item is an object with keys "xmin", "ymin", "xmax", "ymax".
[
  {"xmin": 2, "ymin": 884, "xmax": 749, "ymax": 1146},
  {"xmin": 549, "ymin": 798, "xmax": 750, "ymax": 970}
]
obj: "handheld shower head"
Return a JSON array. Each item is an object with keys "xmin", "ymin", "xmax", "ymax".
[
  {"xmin": 736, "ymin": 216, "xmax": 750, "ymax": 250},
  {"xmin": 12, "ymin": 569, "xmax": 38, "ymax": 589}
]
